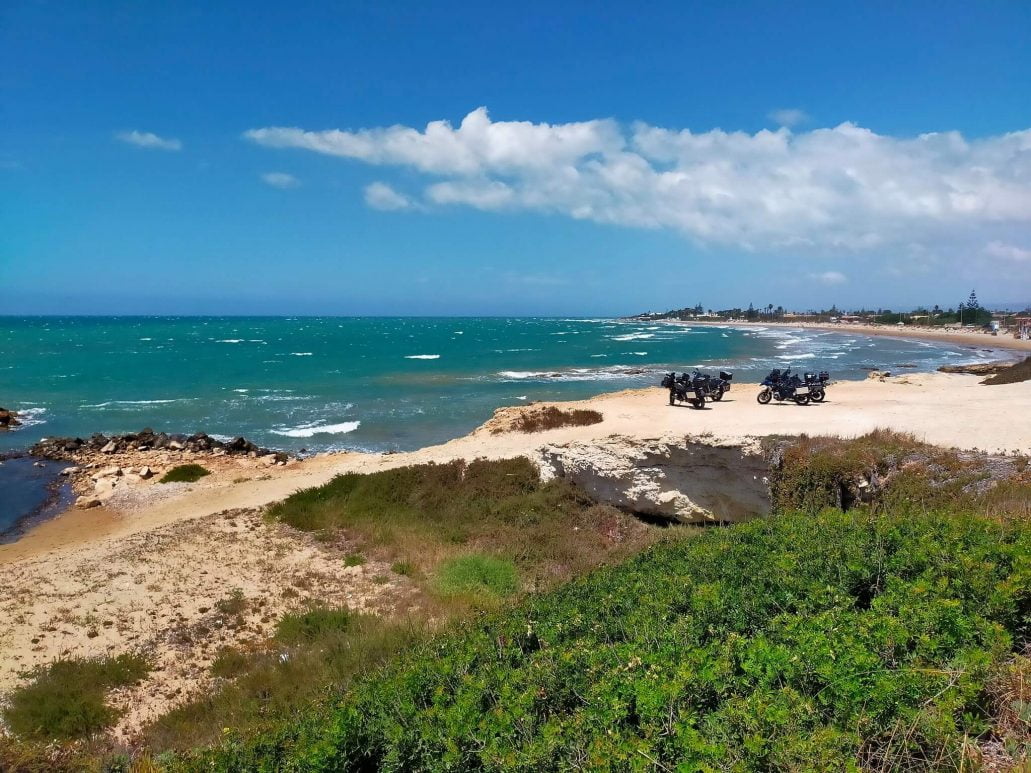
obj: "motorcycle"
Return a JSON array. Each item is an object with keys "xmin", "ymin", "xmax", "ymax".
[
  {"xmin": 688, "ymin": 370, "xmax": 728, "ymax": 402},
  {"xmin": 756, "ymin": 368, "xmax": 810, "ymax": 405},
  {"xmin": 803, "ymin": 370, "xmax": 830, "ymax": 402},
  {"xmin": 661, "ymin": 372, "xmax": 705, "ymax": 409}
]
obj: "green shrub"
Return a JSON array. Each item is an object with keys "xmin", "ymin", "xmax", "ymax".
[
  {"xmin": 434, "ymin": 554, "xmax": 519, "ymax": 598},
  {"xmin": 210, "ymin": 648, "xmax": 250, "ymax": 680},
  {"xmin": 275, "ymin": 606, "xmax": 353, "ymax": 645},
  {"xmin": 181, "ymin": 506, "xmax": 1031, "ymax": 771},
  {"xmin": 3, "ymin": 654, "xmax": 150, "ymax": 741},
  {"xmin": 390, "ymin": 560, "xmax": 413, "ymax": 576},
  {"xmin": 343, "ymin": 553, "xmax": 366, "ymax": 567},
  {"xmin": 159, "ymin": 464, "xmax": 211, "ymax": 484},
  {"xmin": 141, "ymin": 615, "xmax": 418, "ymax": 753},
  {"xmin": 214, "ymin": 588, "xmax": 247, "ymax": 617}
]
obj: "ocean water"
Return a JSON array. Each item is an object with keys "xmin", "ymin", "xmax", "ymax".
[{"xmin": 0, "ymin": 316, "xmax": 1010, "ymax": 457}]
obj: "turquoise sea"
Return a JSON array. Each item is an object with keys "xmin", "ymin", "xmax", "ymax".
[
  {"xmin": 0, "ymin": 316, "xmax": 1014, "ymax": 535},
  {"xmin": 1, "ymin": 316, "xmax": 1012, "ymax": 458}
]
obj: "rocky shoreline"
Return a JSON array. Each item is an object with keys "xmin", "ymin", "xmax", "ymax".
[
  {"xmin": 0, "ymin": 407, "xmax": 21, "ymax": 430},
  {"xmin": 28, "ymin": 428, "xmax": 292, "ymax": 509}
]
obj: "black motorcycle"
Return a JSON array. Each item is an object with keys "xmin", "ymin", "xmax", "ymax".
[
  {"xmin": 715, "ymin": 370, "xmax": 733, "ymax": 396},
  {"xmin": 661, "ymin": 372, "xmax": 705, "ymax": 409},
  {"xmin": 756, "ymin": 368, "xmax": 810, "ymax": 405},
  {"xmin": 803, "ymin": 370, "xmax": 830, "ymax": 402},
  {"xmin": 688, "ymin": 370, "xmax": 728, "ymax": 402}
]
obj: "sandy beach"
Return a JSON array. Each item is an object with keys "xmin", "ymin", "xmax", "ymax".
[
  {"xmin": 1, "ymin": 370, "xmax": 1029, "ymax": 737},
  {"xmin": 667, "ymin": 317, "xmax": 1031, "ymax": 353}
]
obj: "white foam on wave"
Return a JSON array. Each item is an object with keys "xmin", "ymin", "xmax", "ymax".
[
  {"xmin": 139, "ymin": 337, "xmax": 152, "ymax": 341},
  {"xmin": 272, "ymin": 421, "xmax": 361, "ymax": 438},
  {"xmin": 290, "ymin": 352, "xmax": 314, "ymax": 356},
  {"xmin": 12, "ymin": 407, "xmax": 47, "ymax": 428},
  {"xmin": 590, "ymin": 354, "xmax": 608, "ymax": 358},
  {"xmin": 775, "ymin": 353, "xmax": 817, "ymax": 360},
  {"xmin": 83, "ymin": 399, "xmax": 185, "ymax": 408},
  {"xmin": 216, "ymin": 339, "xmax": 245, "ymax": 343},
  {"xmin": 610, "ymin": 333, "xmax": 655, "ymax": 341},
  {"xmin": 405, "ymin": 354, "xmax": 440, "ymax": 360},
  {"xmin": 497, "ymin": 366, "xmax": 651, "ymax": 382},
  {"xmin": 628, "ymin": 351, "xmax": 648, "ymax": 356}
]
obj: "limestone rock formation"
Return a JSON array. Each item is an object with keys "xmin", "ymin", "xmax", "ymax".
[{"xmin": 533, "ymin": 435, "xmax": 770, "ymax": 523}]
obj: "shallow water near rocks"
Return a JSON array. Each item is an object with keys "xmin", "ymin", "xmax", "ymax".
[{"xmin": 0, "ymin": 457, "xmax": 74, "ymax": 539}]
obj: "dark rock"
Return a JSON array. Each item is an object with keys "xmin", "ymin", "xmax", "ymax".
[{"xmin": 0, "ymin": 408, "xmax": 21, "ymax": 429}]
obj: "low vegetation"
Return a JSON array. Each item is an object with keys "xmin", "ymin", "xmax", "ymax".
[
  {"xmin": 983, "ymin": 355, "xmax": 1031, "ymax": 386},
  {"xmin": 266, "ymin": 457, "xmax": 656, "ymax": 597},
  {"xmin": 495, "ymin": 405, "xmax": 604, "ymax": 434},
  {"xmin": 6, "ymin": 433, "xmax": 1029, "ymax": 771},
  {"xmin": 158, "ymin": 463, "xmax": 211, "ymax": 484},
  {"xmin": 178, "ymin": 503, "xmax": 1031, "ymax": 770},
  {"xmin": 2, "ymin": 654, "xmax": 150, "ymax": 742}
]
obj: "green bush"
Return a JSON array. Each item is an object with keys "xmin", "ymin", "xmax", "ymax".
[
  {"xmin": 433, "ymin": 554, "xmax": 519, "ymax": 598},
  {"xmin": 275, "ymin": 606, "xmax": 353, "ymax": 645},
  {"xmin": 180, "ymin": 506, "xmax": 1031, "ymax": 771},
  {"xmin": 3, "ymin": 654, "xmax": 150, "ymax": 741},
  {"xmin": 159, "ymin": 464, "xmax": 211, "ymax": 484},
  {"xmin": 210, "ymin": 648, "xmax": 250, "ymax": 680},
  {"xmin": 343, "ymin": 553, "xmax": 366, "ymax": 567}
]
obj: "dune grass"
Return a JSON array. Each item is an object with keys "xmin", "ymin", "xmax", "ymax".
[
  {"xmin": 266, "ymin": 457, "xmax": 657, "ymax": 596},
  {"xmin": 433, "ymin": 554, "xmax": 519, "ymax": 598},
  {"xmin": 495, "ymin": 405, "xmax": 604, "ymax": 434},
  {"xmin": 158, "ymin": 463, "xmax": 211, "ymax": 484},
  {"xmin": 2, "ymin": 654, "xmax": 150, "ymax": 742}
]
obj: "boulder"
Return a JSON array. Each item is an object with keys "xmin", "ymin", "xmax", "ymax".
[
  {"xmin": 93, "ymin": 466, "xmax": 123, "ymax": 479},
  {"xmin": 75, "ymin": 496, "xmax": 101, "ymax": 509},
  {"xmin": 100, "ymin": 440, "xmax": 118, "ymax": 454},
  {"xmin": 533, "ymin": 436, "xmax": 770, "ymax": 524},
  {"xmin": 138, "ymin": 466, "xmax": 153, "ymax": 479},
  {"xmin": 60, "ymin": 466, "xmax": 81, "ymax": 476},
  {"xmin": 0, "ymin": 408, "xmax": 21, "ymax": 429}
]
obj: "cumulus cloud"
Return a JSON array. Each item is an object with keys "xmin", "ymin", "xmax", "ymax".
[
  {"xmin": 244, "ymin": 108, "xmax": 1031, "ymax": 272},
  {"xmin": 810, "ymin": 270, "xmax": 848, "ymax": 285},
  {"xmin": 769, "ymin": 108, "xmax": 809, "ymax": 127},
  {"xmin": 115, "ymin": 130, "xmax": 182, "ymax": 151},
  {"xmin": 261, "ymin": 171, "xmax": 301, "ymax": 189},
  {"xmin": 984, "ymin": 240, "xmax": 1031, "ymax": 262},
  {"xmin": 364, "ymin": 181, "xmax": 414, "ymax": 210}
]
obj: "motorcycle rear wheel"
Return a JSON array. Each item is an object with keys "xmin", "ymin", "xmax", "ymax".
[
  {"xmin": 794, "ymin": 394, "xmax": 810, "ymax": 405},
  {"xmin": 757, "ymin": 389, "xmax": 772, "ymax": 405},
  {"xmin": 712, "ymin": 387, "xmax": 724, "ymax": 401},
  {"xmin": 692, "ymin": 398, "xmax": 705, "ymax": 409},
  {"xmin": 669, "ymin": 390, "xmax": 675, "ymax": 405},
  {"xmin": 811, "ymin": 389, "xmax": 825, "ymax": 402}
]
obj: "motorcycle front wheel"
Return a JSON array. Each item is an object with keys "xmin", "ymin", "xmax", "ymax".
[
  {"xmin": 692, "ymin": 398, "xmax": 705, "ymax": 409},
  {"xmin": 757, "ymin": 389, "xmax": 772, "ymax": 405},
  {"xmin": 811, "ymin": 389, "xmax": 825, "ymax": 402},
  {"xmin": 669, "ymin": 390, "xmax": 676, "ymax": 406},
  {"xmin": 794, "ymin": 394, "xmax": 810, "ymax": 405},
  {"xmin": 712, "ymin": 387, "xmax": 724, "ymax": 401}
]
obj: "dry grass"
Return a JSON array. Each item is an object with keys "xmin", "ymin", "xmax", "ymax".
[{"xmin": 493, "ymin": 406, "xmax": 603, "ymax": 434}]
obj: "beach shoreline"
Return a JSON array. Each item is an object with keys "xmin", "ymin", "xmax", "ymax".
[{"xmin": 657, "ymin": 317, "xmax": 1031, "ymax": 354}]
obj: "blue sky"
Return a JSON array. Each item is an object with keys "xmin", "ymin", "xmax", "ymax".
[{"xmin": 3, "ymin": 0, "xmax": 1030, "ymax": 315}]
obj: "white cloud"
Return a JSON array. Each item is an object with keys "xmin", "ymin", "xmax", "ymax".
[
  {"xmin": 115, "ymin": 130, "xmax": 182, "ymax": 151},
  {"xmin": 769, "ymin": 108, "xmax": 809, "ymax": 127},
  {"xmin": 261, "ymin": 172, "xmax": 301, "ymax": 189},
  {"xmin": 810, "ymin": 270, "xmax": 848, "ymax": 285},
  {"xmin": 364, "ymin": 181, "xmax": 414, "ymax": 210},
  {"xmin": 244, "ymin": 108, "xmax": 1031, "ymax": 275},
  {"xmin": 984, "ymin": 240, "xmax": 1031, "ymax": 262}
]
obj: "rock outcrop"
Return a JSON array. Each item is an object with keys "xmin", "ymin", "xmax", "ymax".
[
  {"xmin": 534, "ymin": 435, "xmax": 770, "ymax": 523},
  {"xmin": 938, "ymin": 361, "xmax": 1014, "ymax": 376},
  {"xmin": 31, "ymin": 428, "xmax": 277, "ymax": 462},
  {"xmin": 0, "ymin": 408, "xmax": 21, "ymax": 430}
]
